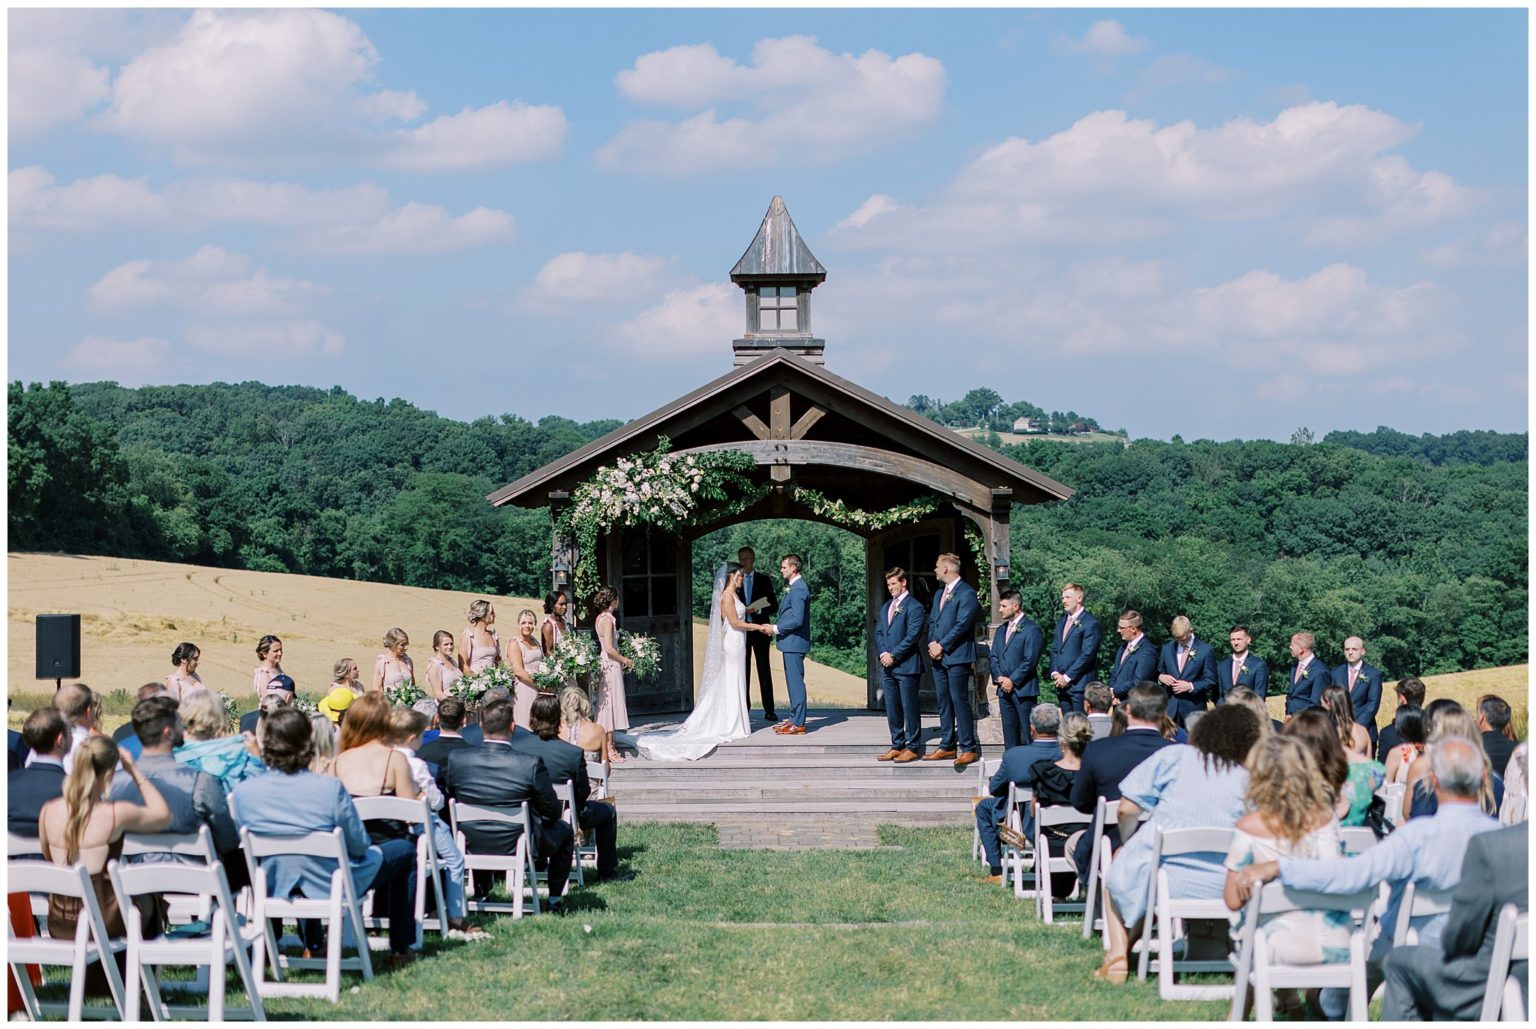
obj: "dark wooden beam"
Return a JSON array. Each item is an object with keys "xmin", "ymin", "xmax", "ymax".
[
  {"xmin": 733, "ymin": 405, "xmax": 770, "ymax": 440},
  {"xmin": 790, "ymin": 403, "xmax": 827, "ymax": 439}
]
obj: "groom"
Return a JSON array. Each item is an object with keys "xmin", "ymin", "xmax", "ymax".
[{"xmin": 767, "ymin": 554, "xmax": 811, "ymax": 735}]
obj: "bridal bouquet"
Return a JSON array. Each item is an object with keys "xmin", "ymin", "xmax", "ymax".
[
  {"xmin": 534, "ymin": 631, "xmax": 599, "ymax": 691},
  {"xmin": 217, "ymin": 692, "xmax": 240, "ymax": 731},
  {"xmin": 384, "ymin": 679, "xmax": 426, "ymax": 707},
  {"xmin": 450, "ymin": 665, "xmax": 513, "ymax": 705},
  {"xmin": 293, "ymin": 692, "xmax": 319, "ymax": 716},
  {"xmin": 618, "ymin": 630, "xmax": 662, "ymax": 680}
]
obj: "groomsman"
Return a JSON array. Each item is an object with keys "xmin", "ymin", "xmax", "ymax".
[
  {"xmin": 1283, "ymin": 631, "xmax": 1330, "ymax": 716},
  {"xmin": 1047, "ymin": 582, "xmax": 1102, "ymax": 714},
  {"xmin": 1329, "ymin": 636, "xmax": 1385, "ymax": 746},
  {"xmin": 1216, "ymin": 625, "xmax": 1269, "ymax": 703},
  {"xmin": 875, "ymin": 567, "xmax": 926, "ymax": 764},
  {"xmin": 1157, "ymin": 615, "xmax": 1216, "ymax": 726},
  {"xmin": 736, "ymin": 546, "xmax": 779, "ymax": 722},
  {"xmin": 989, "ymin": 589, "xmax": 1043, "ymax": 750},
  {"xmin": 926, "ymin": 552, "xmax": 981, "ymax": 768},
  {"xmin": 1106, "ymin": 609, "xmax": 1156, "ymax": 701}
]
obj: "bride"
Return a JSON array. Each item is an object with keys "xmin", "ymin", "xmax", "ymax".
[{"xmin": 635, "ymin": 562, "xmax": 764, "ymax": 761}]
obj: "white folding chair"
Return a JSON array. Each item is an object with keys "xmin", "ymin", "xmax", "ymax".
[
  {"xmin": 999, "ymin": 783, "xmax": 1036, "ymax": 898},
  {"xmin": 238, "ymin": 826, "xmax": 374, "ymax": 1002},
  {"xmin": 970, "ymin": 758, "xmax": 1001, "ymax": 862},
  {"xmin": 1135, "ymin": 825, "xmax": 1237, "ymax": 1000},
  {"xmin": 1034, "ymin": 802, "xmax": 1093, "ymax": 924},
  {"xmin": 1227, "ymin": 881, "xmax": 1381, "ymax": 1022},
  {"xmin": 107, "ymin": 858, "xmax": 265, "ymax": 1022},
  {"xmin": 6, "ymin": 861, "xmax": 129, "ymax": 1021},
  {"xmin": 553, "ymin": 781, "xmax": 595, "ymax": 887},
  {"xmin": 1339, "ymin": 826, "xmax": 1377, "ymax": 855},
  {"xmin": 121, "ymin": 826, "xmax": 222, "ymax": 926},
  {"xmin": 586, "ymin": 759, "xmax": 611, "ymax": 802},
  {"xmin": 1080, "ymin": 796, "xmax": 1114, "ymax": 940},
  {"xmin": 1377, "ymin": 783, "xmax": 1406, "ymax": 826},
  {"xmin": 449, "ymin": 800, "xmax": 541, "ymax": 917},
  {"xmin": 1391, "ymin": 881, "xmax": 1455, "ymax": 947},
  {"xmin": 1481, "ymin": 903, "xmax": 1529, "ymax": 1021},
  {"xmin": 351, "ymin": 795, "xmax": 448, "ymax": 945},
  {"xmin": 7, "ymin": 833, "xmax": 50, "ymax": 925}
]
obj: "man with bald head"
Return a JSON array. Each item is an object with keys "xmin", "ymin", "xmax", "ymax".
[{"xmin": 1328, "ymin": 636, "xmax": 1384, "ymax": 746}]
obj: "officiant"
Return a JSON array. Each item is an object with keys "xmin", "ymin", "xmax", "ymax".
[{"xmin": 737, "ymin": 546, "xmax": 780, "ymax": 722}]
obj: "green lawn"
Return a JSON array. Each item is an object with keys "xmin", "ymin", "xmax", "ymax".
[{"xmin": 253, "ymin": 823, "xmax": 1228, "ymax": 1021}]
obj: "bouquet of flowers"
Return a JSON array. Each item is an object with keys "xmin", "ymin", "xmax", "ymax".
[
  {"xmin": 293, "ymin": 693, "xmax": 320, "ymax": 716},
  {"xmin": 618, "ymin": 630, "xmax": 662, "ymax": 680},
  {"xmin": 534, "ymin": 631, "xmax": 600, "ymax": 692},
  {"xmin": 449, "ymin": 665, "xmax": 513, "ymax": 706},
  {"xmin": 384, "ymin": 679, "xmax": 426, "ymax": 708},
  {"xmin": 217, "ymin": 692, "xmax": 240, "ymax": 731}
]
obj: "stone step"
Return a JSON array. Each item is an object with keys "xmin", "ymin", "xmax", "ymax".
[
  {"xmin": 612, "ymin": 781, "xmax": 979, "ymax": 803},
  {"xmin": 638, "ymin": 743, "xmax": 999, "ymax": 759},
  {"xmin": 610, "ymin": 755, "xmax": 989, "ymax": 778},
  {"xmin": 618, "ymin": 800, "xmax": 969, "ymax": 825}
]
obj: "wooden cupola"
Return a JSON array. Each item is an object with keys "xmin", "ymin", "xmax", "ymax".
[{"xmin": 729, "ymin": 196, "xmax": 828, "ymax": 366}]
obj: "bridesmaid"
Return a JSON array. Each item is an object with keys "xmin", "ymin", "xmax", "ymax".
[
  {"xmin": 592, "ymin": 586, "xmax": 633, "ymax": 764},
  {"xmin": 252, "ymin": 635, "xmax": 284, "ymax": 698},
  {"xmin": 371, "ymin": 628, "xmax": 415, "ymax": 696},
  {"xmin": 425, "ymin": 630, "xmax": 463, "ymax": 700},
  {"xmin": 330, "ymin": 657, "xmax": 364, "ymax": 697},
  {"xmin": 507, "ymin": 609, "xmax": 544, "ymax": 728},
  {"xmin": 540, "ymin": 591, "xmax": 570, "ymax": 656},
  {"xmin": 165, "ymin": 642, "xmax": 205, "ymax": 700},
  {"xmin": 460, "ymin": 600, "xmax": 502, "ymax": 675}
]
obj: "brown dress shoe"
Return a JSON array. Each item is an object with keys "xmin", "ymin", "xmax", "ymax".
[
  {"xmin": 923, "ymin": 748, "xmax": 957, "ymax": 761},
  {"xmin": 876, "ymin": 748, "xmax": 901, "ymax": 761},
  {"xmin": 784, "ymin": 724, "xmax": 807, "ymax": 734},
  {"xmin": 954, "ymin": 751, "xmax": 982, "ymax": 768},
  {"xmin": 983, "ymin": 873, "xmax": 1003, "ymax": 885},
  {"xmin": 892, "ymin": 749, "xmax": 920, "ymax": 763}
]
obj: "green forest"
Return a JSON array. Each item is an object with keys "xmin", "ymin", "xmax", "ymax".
[{"xmin": 8, "ymin": 379, "xmax": 1528, "ymax": 680}]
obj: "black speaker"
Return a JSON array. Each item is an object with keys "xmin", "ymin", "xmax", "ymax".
[{"xmin": 36, "ymin": 614, "xmax": 81, "ymax": 681}]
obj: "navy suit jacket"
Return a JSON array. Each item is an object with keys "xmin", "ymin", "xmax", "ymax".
[
  {"xmin": 736, "ymin": 570, "xmax": 778, "ymax": 625},
  {"xmin": 442, "ymin": 738, "xmax": 560, "ymax": 855},
  {"xmin": 1283, "ymin": 656, "xmax": 1330, "ymax": 715},
  {"xmin": 1328, "ymin": 662, "xmax": 1384, "ymax": 728},
  {"xmin": 928, "ymin": 580, "xmax": 980, "ymax": 667},
  {"xmin": 775, "ymin": 578, "xmax": 812, "ymax": 655},
  {"xmin": 875, "ymin": 593, "xmax": 927, "ymax": 677},
  {"xmin": 8, "ymin": 761, "xmax": 67, "ymax": 838},
  {"xmin": 1157, "ymin": 637, "xmax": 1218, "ymax": 705},
  {"xmin": 1070, "ymin": 727, "xmax": 1174, "ymax": 814},
  {"xmin": 508, "ymin": 733, "xmax": 590, "ymax": 811},
  {"xmin": 1048, "ymin": 610, "xmax": 1102, "ymax": 693},
  {"xmin": 990, "ymin": 616, "xmax": 1043, "ymax": 699},
  {"xmin": 988, "ymin": 738, "xmax": 1063, "ymax": 797},
  {"xmin": 1215, "ymin": 653, "xmax": 1269, "ymax": 701},
  {"xmin": 1105, "ymin": 636, "xmax": 1156, "ymax": 699}
]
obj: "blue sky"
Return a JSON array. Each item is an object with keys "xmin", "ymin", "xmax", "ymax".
[{"xmin": 9, "ymin": 7, "xmax": 1528, "ymax": 441}]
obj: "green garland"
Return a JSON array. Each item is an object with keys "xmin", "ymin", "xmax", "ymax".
[
  {"xmin": 963, "ymin": 522, "xmax": 986, "ymax": 566},
  {"xmin": 792, "ymin": 487, "xmax": 941, "ymax": 532}
]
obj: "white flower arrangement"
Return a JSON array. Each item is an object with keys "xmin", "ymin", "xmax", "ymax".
[
  {"xmin": 293, "ymin": 693, "xmax": 319, "ymax": 716},
  {"xmin": 618, "ymin": 630, "xmax": 662, "ymax": 680},
  {"xmin": 217, "ymin": 692, "xmax": 240, "ymax": 731},
  {"xmin": 449, "ymin": 665, "xmax": 513, "ymax": 705},
  {"xmin": 384, "ymin": 679, "xmax": 426, "ymax": 708},
  {"xmin": 533, "ymin": 631, "xmax": 600, "ymax": 691}
]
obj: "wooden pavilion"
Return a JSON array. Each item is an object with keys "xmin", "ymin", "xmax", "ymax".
[{"xmin": 489, "ymin": 197, "xmax": 1072, "ymax": 715}]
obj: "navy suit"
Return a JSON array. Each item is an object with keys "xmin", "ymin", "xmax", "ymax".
[
  {"xmin": 1329, "ymin": 662, "xmax": 1385, "ymax": 744},
  {"xmin": 975, "ymin": 737, "xmax": 1063, "ymax": 873},
  {"xmin": 990, "ymin": 616, "xmax": 1043, "ymax": 750},
  {"xmin": 1283, "ymin": 656, "xmax": 1330, "ymax": 715},
  {"xmin": 928, "ymin": 579, "xmax": 982, "ymax": 754},
  {"xmin": 1105, "ymin": 636, "xmax": 1156, "ymax": 700},
  {"xmin": 1157, "ymin": 637, "xmax": 1217, "ymax": 725},
  {"xmin": 1215, "ymin": 653, "xmax": 1270, "ymax": 702},
  {"xmin": 775, "ymin": 577, "xmax": 812, "ymax": 728},
  {"xmin": 1069, "ymin": 727, "xmax": 1175, "ymax": 881},
  {"xmin": 1048, "ymin": 610, "xmax": 1102, "ymax": 714},
  {"xmin": 7, "ymin": 760, "xmax": 66, "ymax": 840},
  {"xmin": 875, "ymin": 591, "xmax": 927, "ymax": 753}
]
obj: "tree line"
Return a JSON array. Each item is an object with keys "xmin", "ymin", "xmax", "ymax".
[{"xmin": 8, "ymin": 379, "xmax": 1527, "ymax": 682}]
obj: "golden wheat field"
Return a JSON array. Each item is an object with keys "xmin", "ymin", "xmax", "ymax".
[{"xmin": 7, "ymin": 553, "xmax": 868, "ymax": 728}]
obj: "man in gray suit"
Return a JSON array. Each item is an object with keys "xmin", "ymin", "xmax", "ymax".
[{"xmin": 1382, "ymin": 824, "xmax": 1528, "ymax": 1020}]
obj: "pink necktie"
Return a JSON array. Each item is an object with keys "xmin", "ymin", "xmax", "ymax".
[
  {"xmin": 1061, "ymin": 617, "xmax": 1072, "ymax": 642},
  {"xmin": 1178, "ymin": 647, "xmax": 1189, "ymax": 673},
  {"xmin": 888, "ymin": 601, "xmax": 897, "ymax": 626},
  {"xmin": 1006, "ymin": 620, "xmax": 1016, "ymax": 643},
  {"xmin": 1233, "ymin": 657, "xmax": 1244, "ymax": 681},
  {"xmin": 1348, "ymin": 666, "xmax": 1359, "ymax": 689},
  {"xmin": 940, "ymin": 589, "xmax": 950, "ymax": 611}
]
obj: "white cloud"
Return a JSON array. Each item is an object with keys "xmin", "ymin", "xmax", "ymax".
[
  {"xmin": 9, "ymin": 47, "xmax": 111, "ymax": 134},
  {"xmin": 615, "ymin": 283, "xmax": 740, "ymax": 356},
  {"xmin": 61, "ymin": 335, "xmax": 171, "ymax": 379},
  {"xmin": 525, "ymin": 251, "xmax": 675, "ymax": 307},
  {"xmin": 9, "ymin": 167, "xmax": 167, "ymax": 231},
  {"xmin": 1124, "ymin": 54, "xmax": 1233, "ymax": 102},
  {"xmin": 295, "ymin": 203, "xmax": 516, "ymax": 255},
  {"xmin": 1063, "ymin": 20, "xmax": 1149, "ymax": 58},
  {"xmin": 89, "ymin": 246, "xmax": 329, "ymax": 316},
  {"xmin": 598, "ymin": 35, "xmax": 945, "ymax": 173},
  {"xmin": 186, "ymin": 321, "xmax": 345, "ymax": 358},
  {"xmin": 1423, "ymin": 220, "xmax": 1526, "ymax": 269},
  {"xmin": 383, "ymin": 101, "xmax": 567, "ymax": 172}
]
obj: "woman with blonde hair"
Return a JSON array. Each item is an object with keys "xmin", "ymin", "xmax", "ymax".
[
  {"xmin": 370, "ymin": 628, "xmax": 415, "ymax": 695},
  {"xmin": 174, "ymin": 687, "xmax": 265, "ymax": 789},
  {"xmin": 38, "ymin": 737, "xmax": 172, "ymax": 992},
  {"xmin": 425, "ymin": 630, "xmax": 462, "ymax": 700},
  {"xmin": 507, "ymin": 608, "xmax": 544, "ymax": 728},
  {"xmin": 1403, "ymin": 705, "xmax": 1501, "ymax": 819},
  {"xmin": 460, "ymin": 599, "xmax": 501, "ymax": 675},
  {"xmin": 330, "ymin": 657, "xmax": 364, "ymax": 698},
  {"xmin": 308, "ymin": 713, "xmax": 338, "ymax": 773},
  {"xmin": 559, "ymin": 685, "xmax": 608, "ymax": 761}
]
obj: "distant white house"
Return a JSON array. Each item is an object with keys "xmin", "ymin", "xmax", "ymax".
[{"xmin": 1012, "ymin": 417, "xmax": 1041, "ymax": 433}]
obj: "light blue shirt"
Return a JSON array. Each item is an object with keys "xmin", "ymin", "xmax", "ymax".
[
  {"xmin": 1279, "ymin": 800, "xmax": 1498, "ymax": 959},
  {"xmin": 230, "ymin": 769, "xmax": 382, "ymax": 901},
  {"xmin": 743, "ymin": 570, "xmax": 754, "ymax": 603}
]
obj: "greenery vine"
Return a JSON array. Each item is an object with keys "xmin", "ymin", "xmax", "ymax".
[{"xmin": 791, "ymin": 487, "xmax": 941, "ymax": 532}]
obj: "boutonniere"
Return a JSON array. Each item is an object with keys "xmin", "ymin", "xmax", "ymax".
[
  {"xmin": 1064, "ymin": 619, "xmax": 1077, "ymax": 636},
  {"xmin": 1124, "ymin": 638, "xmax": 1138, "ymax": 654}
]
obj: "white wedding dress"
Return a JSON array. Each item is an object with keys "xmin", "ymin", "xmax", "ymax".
[{"xmin": 635, "ymin": 564, "xmax": 752, "ymax": 761}]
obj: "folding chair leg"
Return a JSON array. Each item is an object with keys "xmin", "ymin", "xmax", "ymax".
[
  {"xmin": 325, "ymin": 895, "xmax": 343, "ymax": 1003},
  {"xmin": 124, "ymin": 938, "xmax": 142, "ymax": 1024},
  {"xmin": 68, "ymin": 939, "xmax": 89, "ymax": 1022},
  {"xmin": 11, "ymin": 963, "xmax": 44, "ymax": 1022}
]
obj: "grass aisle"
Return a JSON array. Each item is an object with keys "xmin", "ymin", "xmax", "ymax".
[{"xmin": 264, "ymin": 823, "xmax": 1227, "ymax": 1021}]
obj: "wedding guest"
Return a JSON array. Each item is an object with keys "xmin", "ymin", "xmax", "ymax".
[
  {"xmin": 164, "ymin": 642, "xmax": 205, "ymax": 700},
  {"xmin": 1375, "ymin": 675, "xmax": 1426, "ymax": 758},
  {"xmin": 1216, "ymin": 625, "xmax": 1269, "ymax": 703},
  {"xmin": 1382, "ymin": 705, "xmax": 1426, "ymax": 785},
  {"xmin": 541, "ymin": 592, "xmax": 570, "ymax": 656},
  {"xmin": 330, "ymin": 693, "xmax": 419, "ymax": 965},
  {"xmin": 1070, "ymin": 683, "xmax": 1177, "ymax": 882},
  {"xmin": 174, "ymin": 687, "xmax": 265, "ymax": 791},
  {"xmin": 8, "ymin": 708, "xmax": 70, "ymax": 840},
  {"xmin": 1097, "ymin": 704, "xmax": 1263, "ymax": 984},
  {"xmin": 240, "ymin": 675, "xmax": 294, "ymax": 734},
  {"xmin": 370, "ymin": 628, "xmax": 415, "ymax": 696},
  {"xmin": 592, "ymin": 586, "xmax": 632, "ymax": 764},
  {"xmin": 1501, "ymin": 742, "xmax": 1528, "ymax": 824},
  {"xmin": 559, "ymin": 686, "xmax": 608, "ymax": 761},
  {"xmin": 1282, "ymin": 632, "xmax": 1328, "ymax": 717},
  {"xmin": 425, "ymin": 631, "xmax": 462, "ymax": 700},
  {"xmin": 1278, "ymin": 710, "xmax": 1354, "ymax": 823},
  {"xmin": 53, "ymin": 683, "xmax": 99, "ymax": 776},
  {"xmin": 460, "ymin": 600, "xmax": 502, "ymax": 675},
  {"xmin": 989, "ymin": 588, "xmax": 1043, "ymax": 752},
  {"xmin": 1084, "ymin": 684, "xmax": 1115, "ymax": 740},
  {"xmin": 309, "ymin": 712, "xmax": 338, "ymax": 774},
  {"xmin": 1318, "ymin": 684, "xmax": 1372, "ymax": 758},
  {"xmin": 1225, "ymin": 687, "xmax": 1281, "ymax": 733},
  {"xmin": 1156, "ymin": 615, "xmax": 1217, "ymax": 726},
  {"xmin": 1475, "ymin": 694, "xmax": 1517, "ymax": 777},
  {"xmin": 39, "ymin": 737, "xmax": 171, "ymax": 993},
  {"xmin": 112, "ymin": 683, "xmax": 168, "ymax": 759},
  {"xmin": 507, "ymin": 609, "xmax": 545, "ymax": 728},
  {"xmin": 926, "ymin": 553, "xmax": 982, "ymax": 765},
  {"xmin": 876, "ymin": 566, "xmax": 927, "ymax": 762},
  {"xmin": 317, "ymin": 685, "xmax": 356, "ymax": 727},
  {"xmin": 330, "ymin": 657, "xmax": 364, "ymax": 698},
  {"xmin": 1328, "ymin": 636, "xmax": 1384, "ymax": 747},
  {"xmin": 511, "ymin": 694, "xmax": 624, "ymax": 880},
  {"xmin": 252, "ymin": 634, "xmax": 284, "ymax": 697},
  {"xmin": 1404, "ymin": 707, "xmax": 1502, "ymax": 819},
  {"xmin": 1105, "ymin": 609, "xmax": 1156, "ymax": 702},
  {"xmin": 1048, "ymin": 582, "xmax": 1101, "ymax": 716},
  {"xmin": 419, "ymin": 696, "xmax": 473, "ymax": 793},
  {"xmin": 976, "ymin": 704, "xmax": 1064, "ymax": 882}
]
